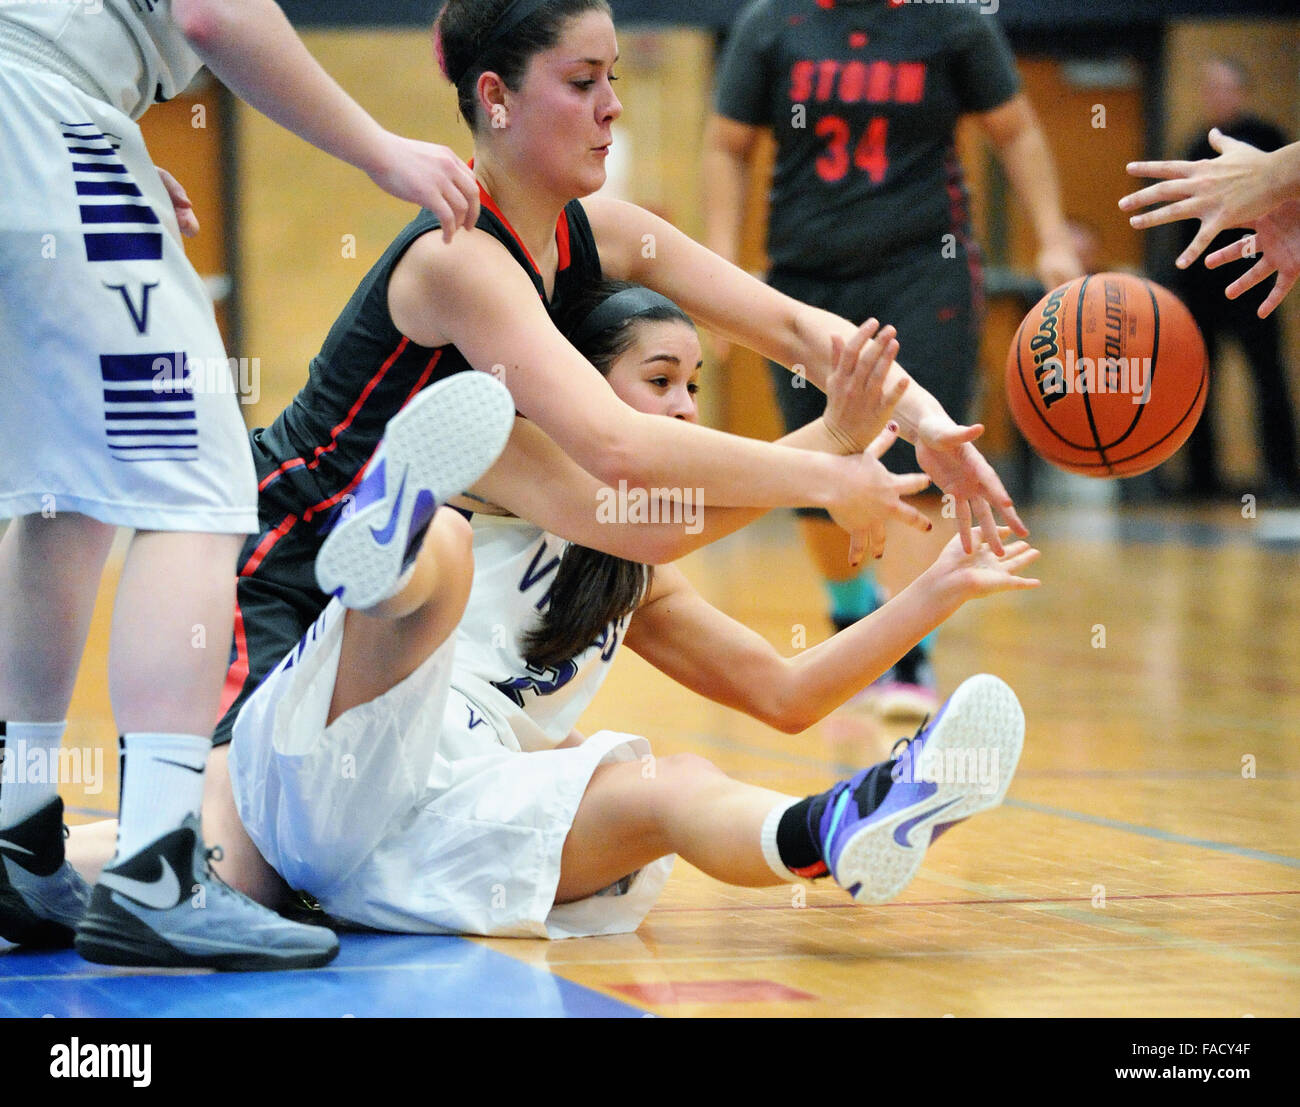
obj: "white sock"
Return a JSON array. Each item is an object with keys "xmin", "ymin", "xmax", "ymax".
[
  {"xmin": 759, "ymin": 798, "xmax": 805, "ymax": 884},
  {"xmin": 0, "ymin": 720, "xmax": 67, "ymax": 829},
  {"xmin": 112, "ymin": 732, "xmax": 209, "ymax": 861}
]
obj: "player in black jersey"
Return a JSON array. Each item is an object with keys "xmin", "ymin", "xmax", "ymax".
[
  {"xmin": 192, "ymin": 0, "xmax": 1030, "ymax": 892},
  {"xmin": 706, "ymin": 0, "xmax": 1080, "ymax": 722}
]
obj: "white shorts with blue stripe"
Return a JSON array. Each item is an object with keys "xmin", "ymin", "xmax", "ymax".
[{"xmin": 0, "ymin": 56, "xmax": 256, "ymax": 534}]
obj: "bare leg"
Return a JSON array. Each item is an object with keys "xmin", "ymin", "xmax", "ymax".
[
  {"xmin": 200, "ymin": 508, "xmax": 474, "ymax": 904},
  {"xmin": 109, "ymin": 529, "xmax": 242, "ymax": 735},
  {"xmin": 63, "ymin": 820, "xmax": 117, "ymax": 885},
  {"xmin": 556, "ymin": 752, "xmax": 795, "ymax": 902},
  {"xmin": 202, "ymin": 744, "xmax": 292, "ymax": 909},
  {"xmin": 328, "ymin": 508, "xmax": 473, "ymax": 723},
  {"xmin": 0, "ymin": 513, "xmax": 115, "ymax": 721}
]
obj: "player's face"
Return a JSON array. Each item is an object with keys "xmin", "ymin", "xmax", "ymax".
[
  {"xmin": 509, "ymin": 11, "xmax": 621, "ymax": 198},
  {"xmin": 604, "ymin": 320, "xmax": 702, "ymax": 422}
]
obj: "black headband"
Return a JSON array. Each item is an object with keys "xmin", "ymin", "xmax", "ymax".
[
  {"xmin": 447, "ymin": 0, "xmax": 553, "ymax": 87},
  {"xmin": 569, "ymin": 286, "xmax": 683, "ymax": 352}
]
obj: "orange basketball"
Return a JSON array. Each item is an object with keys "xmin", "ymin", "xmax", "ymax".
[{"xmin": 1005, "ymin": 273, "xmax": 1208, "ymax": 478}]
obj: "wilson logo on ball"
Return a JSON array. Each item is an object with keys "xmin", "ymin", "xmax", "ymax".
[{"xmin": 1007, "ymin": 273, "xmax": 1208, "ymax": 478}]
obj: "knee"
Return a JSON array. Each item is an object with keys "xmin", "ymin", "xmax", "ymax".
[
  {"xmin": 426, "ymin": 508, "xmax": 474, "ymax": 579},
  {"xmin": 650, "ymin": 752, "xmax": 724, "ymax": 789}
]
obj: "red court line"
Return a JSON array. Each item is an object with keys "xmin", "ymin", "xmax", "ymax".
[{"xmin": 650, "ymin": 888, "xmax": 1300, "ymax": 914}]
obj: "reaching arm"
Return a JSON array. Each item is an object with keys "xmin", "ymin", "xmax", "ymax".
[
  {"xmin": 388, "ymin": 229, "xmax": 930, "ymax": 541},
  {"xmin": 976, "ymin": 94, "xmax": 1083, "ymax": 290},
  {"xmin": 1121, "ymin": 132, "xmax": 1300, "ymax": 269},
  {"xmin": 467, "ymin": 317, "xmax": 918, "ymax": 566},
  {"xmin": 625, "ymin": 531, "xmax": 1040, "ymax": 734},
  {"xmin": 583, "ymin": 195, "xmax": 1028, "ymax": 553},
  {"xmin": 172, "ymin": 0, "xmax": 478, "ymax": 239}
]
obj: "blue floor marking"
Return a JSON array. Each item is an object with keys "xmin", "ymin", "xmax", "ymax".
[
  {"xmin": 1002, "ymin": 798, "xmax": 1300, "ymax": 870},
  {"xmin": 0, "ymin": 933, "xmax": 646, "ymax": 1018}
]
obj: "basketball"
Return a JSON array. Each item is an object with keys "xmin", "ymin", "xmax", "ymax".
[{"xmin": 1005, "ymin": 273, "xmax": 1208, "ymax": 478}]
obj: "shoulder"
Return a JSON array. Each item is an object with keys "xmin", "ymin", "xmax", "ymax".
[
  {"xmin": 388, "ymin": 220, "xmax": 538, "ymax": 347},
  {"xmin": 725, "ymin": 0, "xmax": 794, "ymax": 51}
]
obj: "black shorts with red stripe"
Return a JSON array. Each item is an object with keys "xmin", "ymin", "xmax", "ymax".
[{"xmin": 212, "ymin": 192, "xmax": 603, "ymax": 746}]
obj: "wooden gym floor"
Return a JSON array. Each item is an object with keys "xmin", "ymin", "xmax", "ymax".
[{"xmin": 2, "ymin": 501, "xmax": 1297, "ymax": 1017}]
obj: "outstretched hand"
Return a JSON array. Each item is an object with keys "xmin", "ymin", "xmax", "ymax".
[
  {"xmin": 1205, "ymin": 198, "xmax": 1300, "ymax": 319},
  {"xmin": 1119, "ymin": 130, "xmax": 1281, "ymax": 269},
  {"xmin": 912, "ymin": 415, "xmax": 1027, "ymax": 556},
  {"xmin": 925, "ymin": 528, "xmax": 1041, "ymax": 602},
  {"xmin": 827, "ymin": 422, "xmax": 932, "ymax": 568}
]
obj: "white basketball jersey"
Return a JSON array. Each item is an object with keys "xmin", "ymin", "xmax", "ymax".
[
  {"xmin": 0, "ymin": 0, "xmax": 202, "ymax": 119},
  {"xmin": 453, "ymin": 513, "xmax": 631, "ymax": 750}
]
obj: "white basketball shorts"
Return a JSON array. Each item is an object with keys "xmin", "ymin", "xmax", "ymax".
[
  {"xmin": 230, "ymin": 598, "xmax": 673, "ymax": 939},
  {"xmin": 0, "ymin": 58, "xmax": 256, "ymax": 533}
]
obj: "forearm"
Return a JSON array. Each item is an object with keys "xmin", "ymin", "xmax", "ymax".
[
  {"xmin": 1260, "ymin": 141, "xmax": 1300, "ymax": 212},
  {"xmin": 177, "ymin": 0, "xmax": 389, "ymax": 177},
  {"xmin": 656, "ymin": 418, "xmax": 857, "ymax": 555},
  {"xmin": 994, "ymin": 125, "xmax": 1071, "ymax": 249},
  {"xmin": 702, "ymin": 144, "xmax": 748, "ymax": 265},
  {"xmin": 766, "ymin": 571, "xmax": 963, "ymax": 732}
]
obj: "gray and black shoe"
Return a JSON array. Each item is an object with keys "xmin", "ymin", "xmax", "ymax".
[
  {"xmin": 74, "ymin": 815, "xmax": 339, "ymax": 971},
  {"xmin": 0, "ymin": 797, "xmax": 92, "ymax": 949}
]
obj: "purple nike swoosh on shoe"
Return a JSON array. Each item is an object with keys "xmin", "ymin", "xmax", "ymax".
[
  {"xmin": 892, "ymin": 796, "xmax": 963, "ymax": 848},
  {"xmin": 368, "ymin": 470, "xmax": 408, "ymax": 545}
]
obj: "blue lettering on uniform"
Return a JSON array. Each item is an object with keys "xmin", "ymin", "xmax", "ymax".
[
  {"xmin": 519, "ymin": 544, "xmax": 561, "ymax": 594},
  {"xmin": 466, "ymin": 706, "xmax": 486, "ymax": 730},
  {"xmin": 492, "ymin": 658, "xmax": 580, "ymax": 708}
]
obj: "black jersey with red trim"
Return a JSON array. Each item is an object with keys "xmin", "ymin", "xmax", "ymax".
[
  {"xmin": 714, "ymin": 0, "xmax": 1019, "ymax": 278},
  {"xmin": 247, "ymin": 196, "xmax": 601, "ymax": 545}
]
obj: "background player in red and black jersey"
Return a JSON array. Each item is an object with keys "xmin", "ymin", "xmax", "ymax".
[{"xmin": 705, "ymin": 0, "xmax": 1081, "ymax": 720}]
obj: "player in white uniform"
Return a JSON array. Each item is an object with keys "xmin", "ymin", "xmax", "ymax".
[
  {"xmin": 216, "ymin": 284, "xmax": 1040, "ymax": 938},
  {"xmin": 0, "ymin": 0, "xmax": 480, "ymax": 969}
]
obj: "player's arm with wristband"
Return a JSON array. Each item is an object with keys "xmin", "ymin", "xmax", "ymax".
[
  {"xmin": 389, "ymin": 229, "xmax": 930, "ymax": 552},
  {"xmin": 583, "ymin": 195, "xmax": 1027, "ymax": 554},
  {"xmin": 624, "ymin": 528, "xmax": 1039, "ymax": 735},
  {"xmin": 467, "ymin": 317, "xmax": 917, "ymax": 565},
  {"xmin": 172, "ymin": 0, "xmax": 478, "ymax": 240}
]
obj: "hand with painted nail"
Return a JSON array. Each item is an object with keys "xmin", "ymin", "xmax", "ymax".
[{"xmin": 825, "ymin": 423, "xmax": 931, "ymax": 568}]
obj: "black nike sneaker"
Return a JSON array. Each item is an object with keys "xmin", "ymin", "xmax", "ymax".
[
  {"xmin": 74, "ymin": 814, "xmax": 339, "ymax": 971},
  {"xmin": 0, "ymin": 797, "xmax": 91, "ymax": 948}
]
